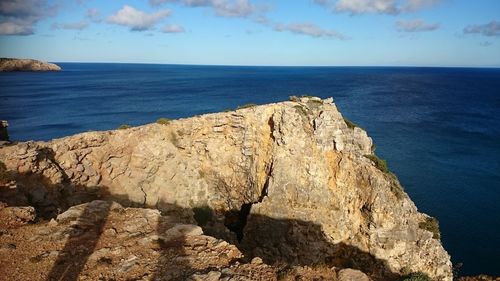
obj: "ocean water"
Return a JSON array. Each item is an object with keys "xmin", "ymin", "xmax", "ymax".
[{"xmin": 1, "ymin": 64, "xmax": 499, "ymax": 276}]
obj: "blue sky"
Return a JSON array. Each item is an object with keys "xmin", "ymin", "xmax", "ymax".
[{"xmin": 0, "ymin": 0, "xmax": 499, "ymax": 66}]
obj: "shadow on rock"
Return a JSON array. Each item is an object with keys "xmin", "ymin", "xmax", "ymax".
[
  {"xmin": 2, "ymin": 154, "xmax": 400, "ymax": 281},
  {"xmin": 45, "ymin": 200, "xmax": 111, "ymax": 281}
]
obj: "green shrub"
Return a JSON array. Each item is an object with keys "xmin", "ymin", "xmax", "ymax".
[
  {"xmin": 343, "ymin": 117, "xmax": 359, "ymax": 129},
  {"xmin": 118, "ymin": 124, "xmax": 131, "ymax": 130},
  {"xmin": 399, "ymin": 272, "xmax": 433, "ymax": 281},
  {"xmin": 306, "ymin": 99, "xmax": 323, "ymax": 109},
  {"xmin": 237, "ymin": 103, "xmax": 257, "ymax": 110},
  {"xmin": 289, "ymin": 95, "xmax": 300, "ymax": 102},
  {"xmin": 193, "ymin": 206, "xmax": 213, "ymax": 226},
  {"xmin": 419, "ymin": 216, "xmax": 441, "ymax": 239},
  {"xmin": 364, "ymin": 154, "xmax": 389, "ymax": 173},
  {"xmin": 156, "ymin": 118, "xmax": 170, "ymax": 125}
]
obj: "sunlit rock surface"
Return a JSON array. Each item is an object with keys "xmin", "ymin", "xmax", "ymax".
[{"xmin": 0, "ymin": 97, "xmax": 452, "ymax": 280}]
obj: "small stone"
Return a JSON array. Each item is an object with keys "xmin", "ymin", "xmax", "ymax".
[
  {"xmin": 117, "ymin": 255, "xmax": 138, "ymax": 273},
  {"xmin": 188, "ymin": 271, "xmax": 221, "ymax": 281},
  {"xmin": 338, "ymin": 268, "xmax": 371, "ymax": 281},
  {"xmin": 251, "ymin": 257, "xmax": 263, "ymax": 265},
  {"xmin": 48, "ymin": 219, "xmax": 58, "ymax": 227},
  {"xmin": 162, "ymin": 224, "xmax": 203, "ymax": 242}
]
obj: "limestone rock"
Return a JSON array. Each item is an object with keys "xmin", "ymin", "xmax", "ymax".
[
  {"xmin": 338, "ymin": 268, "xmax": 371, "ymax": 281},
  {"xmin": 0, "ymin": 97, "xmax": 452, "ymax": 280},
  {"xmin": 0, "ymin": 58, "xmax": 61, "ymax": 72},
  {"xmin": 0, "ymin": 205, "xmax": 36, "ymax": 226}
]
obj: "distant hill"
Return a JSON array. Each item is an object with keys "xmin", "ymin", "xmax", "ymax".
[{"xmin": 0, "ymin": 58, "xmax": 61, "ymax": 72}]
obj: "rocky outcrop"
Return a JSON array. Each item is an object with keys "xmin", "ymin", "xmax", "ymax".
[
  {"xmin": 0, "ymin": 97, "xmax": 452, "ymax": 280},
  {"xmin": 0, "ymin": 200, "xmax": 280, "ymax": 281},
  {"xmin": 0, "ymin": 58, "xmax": 61, "ymax": 72}
]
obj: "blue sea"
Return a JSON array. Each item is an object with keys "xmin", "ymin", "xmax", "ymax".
[{"xmin": 1, "ymin": 64, "xmax": 499, "ymax": 276}]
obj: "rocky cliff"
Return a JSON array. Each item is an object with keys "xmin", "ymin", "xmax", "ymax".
[
  {"xmin": 0, "ymin": 97, "xmax": 452, "ymax": 280},
  {"xmin": 0, "ymin": 58, "xmax": 61, "ymax": 72}
]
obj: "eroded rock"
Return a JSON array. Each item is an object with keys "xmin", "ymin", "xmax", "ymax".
[{"xmin": 0, "ymin": 97, "xmax": 452, "ymax": 280}]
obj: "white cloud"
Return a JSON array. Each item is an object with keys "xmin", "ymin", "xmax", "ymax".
[
  {"xmin": 107, "ymin": 5, "xmax": 171, "ymax": 31},
  {"xmin": 313, "ymin": 0, "xmax": 442, "ymax": 15},
  {"xmin": 395, "ymin": 19, "xmax": 439, "ymax": 32},
  {"xmin": 162, "ymin": 24, "xmax": 185, "ymax": 33},
  {"xmin": 463, "ymin": 21, "xmax": 500, "ymax": 37},
  {"xmin": 150, "ymin": 0, "xmax": 255, "ymax": 18},
  {"xmin": 335, "ymin": 0, "xmax": 398, "ymax": 14}
]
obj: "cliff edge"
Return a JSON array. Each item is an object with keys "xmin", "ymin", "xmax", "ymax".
[
  {"xmin": 0, "ymin": 58, "xmax": 61, "ymax": 72},
  {"xmin": 0, "ymin": 97, "xmax": 452, "ymax": 280}
]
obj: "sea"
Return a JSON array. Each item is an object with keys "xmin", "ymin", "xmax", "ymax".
[{"xmin": 1, "ymin": 63, "xmax": 499, "ymax": 276}]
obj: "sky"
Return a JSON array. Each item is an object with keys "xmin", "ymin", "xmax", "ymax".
[{"xmin": 0, "ymin": 0, "xmax": 499, "ymax": 66}]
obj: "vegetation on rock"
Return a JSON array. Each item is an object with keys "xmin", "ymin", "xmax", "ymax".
[
  {"xmin": 236, "ymin": 103, "xmax": 257, "ymax": 110},
  {"xmin": 117, "ymin": 124, "xmax": 131, "ymax": 130},
  {"xmin": 156, "ymin": 118, "xmax": 171, "ymax": 125},
  {"xmin": 419, "ymin": 216, "xmax": 441, "ymax": 239},
  {"xmin": 343, "ymin": 117, "xmax": 359, "ymax": 129},
  {"xmin": 364, "ymin": 154, "xmax": 389, "ymax": 173}
]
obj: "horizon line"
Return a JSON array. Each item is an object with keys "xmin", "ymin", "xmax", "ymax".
[{"xmin": 48, "ymin": 60, "xmax": 500, "ymax": 69}]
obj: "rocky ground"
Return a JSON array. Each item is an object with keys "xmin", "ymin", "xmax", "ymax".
[{"xmin": 0, "ymin": 200, "xmax": 372, "ymax": 281}]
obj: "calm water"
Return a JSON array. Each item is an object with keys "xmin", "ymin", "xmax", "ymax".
[{"xmin": 1, "ymin": 64, "xmax": 499, "ymax": 275}]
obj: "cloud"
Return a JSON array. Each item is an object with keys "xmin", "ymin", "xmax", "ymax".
[
  {"xmin": 254, "ymin": 16, "xmax": 348, "ymax": 40},
  {"xmin": 402, "ymin": 0, "xmax": 440, "ymax": 12},
  {"xmin": 162, "ymin": 24, "xmax": 185, "ymax": 33},
  {"xmin": 150, "ymin": 0, "xmax": 255, "ymax": 18},
  {"xmin": 395, "ymin": 19, "xmax": 439, "ymax": 32},
  {"xmin": 107, "ymin": 5, "xmax": 171, "ymax": 31},
  {"xmin": 0, "ymin": 20, "xmax": 33, "ymax": 35},
  {"xmin": 86, "ymin": 8, "xmax": 101, "ymax": 23},
  {"xmin": 52, "ymin": 20, "xmax": 89, "ymax": 30},
  {"xmin": 0, "ymin": 0, "xmax": 56, "ymax": 35},
  {"xmin": 463, "ymin": 21, "xmax": 500, "ymax": 37},
  {"xmin": 313, "ymin": 0, "xmax": 441, "ymax": 15},
  {"xmin": 274, "ymin": 22, "xmax": 348, "ymax": 39},
  {"xmin": 335, "ymin": 0, "xmax": 399, "ymax": 14}
]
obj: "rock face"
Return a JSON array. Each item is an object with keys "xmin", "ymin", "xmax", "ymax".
[
  {"xmin": 0, "ymin": 58, "xmax": 61, "ymax": 72},
  {"xmin": 0, "ymin": 97, "xmax": 452, "ymax": 280}
]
